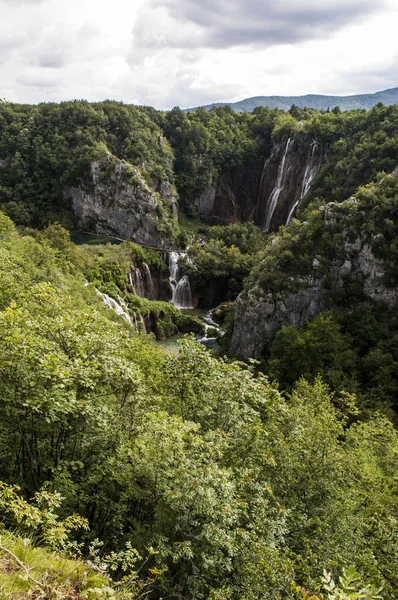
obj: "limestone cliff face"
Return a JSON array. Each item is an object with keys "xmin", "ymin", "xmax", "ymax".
[
  {"xmin": 196, "ymin": 163, "xmax": 263, "ymax": 225},
  {"xmin": 230, "ymin": 279, "xmax": 328, "ymax": 359},
  {"xmin": 64, "ymin": 155, "xmax": 178, "ymax": 248},
  {"xmin": 230, "ymin": 197, "xmax": 398, "ymax": 360},
  {"xmin": 195, "ymin": 138, "xmax": 323, "ymax": 231}
]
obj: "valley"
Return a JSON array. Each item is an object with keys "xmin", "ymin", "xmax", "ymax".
[{"xmin": 1, "ymin": 98, "xmax": 398, "ymax": 599}]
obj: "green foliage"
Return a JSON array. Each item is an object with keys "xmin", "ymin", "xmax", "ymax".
[
  {"xmin": 1, "ymin": 199, "xmax": 398, "ymax": 599},
  {"xmin": 127, "ymin": 295, "xmax": 204, "ymax": 339},
  {"xmin": 0, "ymin": 100, "xmax": 175, "ymax": 228},
  {"xmin": 243, "ymin": 171, "xmax": 398, "ymax": 410},
  {"xmin": 0, "ymin": 532, "xmax": 116, "ymax": 600},
  {"xmin": 0, "ymin": 482, "xmax": 88, "ymax": 550},
  {"xmin": 322, "ymin": 566, "xmax": 383, "ymax": 600},
  {"xmin": 162, "ymin": 105, "xmax": 278, "ymax": 208},
  {"xmin": 268, "ymin": 313, "xmax": 358, "ymax": 392},
  {"xmin": 184, "ymin": 222, "xmax": 267, "ymax": 305}
]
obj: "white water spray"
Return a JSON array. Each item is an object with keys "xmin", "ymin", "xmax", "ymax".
[
  {"xmin": 96, "ymin": 290, "xmax": 134, "ymax": 326},
  {"xmin": 285, "ymin": 141, "xmax": 321, "ymax": 226},
  {"xmin": 169, "ymin": 252, "xmax": 193, "ymax": 309},
  {"xmin": 143, "ymin": 263, "xmax": 155, "ymax": 300},
  {"xmin": 129, "ymin": 267, "xmax": 145, "ymax": 297},
  {"xmin": 263, "ymin": 138, "xmax": 293, "ymax": 232}
]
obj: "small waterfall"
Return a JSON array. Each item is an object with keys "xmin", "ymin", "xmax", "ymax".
[
  {"xmin": 96, "ymin": 290, "xmax": 134, "ymax": 326},
  {"xmin": 129, "ymin": 267, "xmax": 145, "ymax": 297},
  {"xmin": 263, "ymin": 137, "xmax": 293, "ymax": 233},
  {"xmin": 197, "ymin": 310, "xmax": 222, "ymax": 343},
  {"xmin": 174, "ymin": 276, "xmax": 193, "ymax": 309},
  {"xmin": 285, "ymin": 141, "xmax": 321, "ymax": 226},
  {"xmin": 129, "ymin": 264, "xmax": 155, "ymax": 300},
  {"xmin": 131, "ymin": 311, "xmax": 146, "ymax": 333},
  {"xmin": 169, "ymin": 251, "xmax": 193, "ymax": 309},
  {"xmin": 143, "ymin": 263, "xmax": 155, "ymax": 300}
]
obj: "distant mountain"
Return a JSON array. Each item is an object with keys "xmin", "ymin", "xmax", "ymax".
[{"xmin": 186, "ymin": 87, "xmax": 398, "ymax": 113}]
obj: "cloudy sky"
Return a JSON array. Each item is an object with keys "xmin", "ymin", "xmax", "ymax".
[{"xmin": 1, "ymin": 0, "xmax": 398, "ymax": 109}]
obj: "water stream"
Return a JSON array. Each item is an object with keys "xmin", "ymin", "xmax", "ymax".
[
  {"xmin": 263, "ymin": 137, "xmax": 293, "ymax": 232},
  {"xmin": 285, "ymin": 141, "xmax": 321, "ymax": 226},
  {"xmin": 129, "ymin": 263, "xmax": 155, "ymax": 299},
  {"xmin": 169, "ymin": 252, "xmax": 193, "ymax": 309}
]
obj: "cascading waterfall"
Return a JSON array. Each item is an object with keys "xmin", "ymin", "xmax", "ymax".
[
  {"xmin": 131, "ymin": 311, "xmax": 146, "ymax": 332},
  {"xmin": 263, "ymin": 137, "xmax": 293, "ymax": 232},
  {"xmin": 96, "ymin": 289, "xmax": 147, "ymax": 332},
  {"xmin": 129, "ymin": 263, "xmax": 155, "ymax": 299},
  {"xmin": 197, "ymin": 310, "xmax": 223, "ymax": 344},
  {"xmin": 143, "ymin": 263, "xmax": 155, "ymax": 300},
  {"xmin": 129, "ymin": 267, "xmax": 145, "ymax": 297},
  {"xmin": 96, "ymin": 290, "xmax": 134, "ymax": 326},
  {"xmin": 285, "ymin": 141, "xmax": 321, "ymax": 226},
  {"xmin": 169, "ymin": 251, "xmax": 193, "ymax": 309}
]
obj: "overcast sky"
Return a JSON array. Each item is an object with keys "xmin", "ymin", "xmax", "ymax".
[{"xmin": 1, "ymin": 0, "xmax": 398, "ymax": 109}]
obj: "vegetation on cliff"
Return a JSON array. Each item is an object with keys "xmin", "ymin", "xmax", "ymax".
[
  {"xmin": 0, "ymin": 100, "xmax": 176, "ymax": 232},
  {"xmin": 238, "ymin": 171, "xmax": 398, "ymax": 414},
  {"xmin": 2, "ymin": 98, "xmax": 398, "ymax": 599},
  {"xmin": 0, "ymin": 209, "xmax": 398, "ymax": 598}
]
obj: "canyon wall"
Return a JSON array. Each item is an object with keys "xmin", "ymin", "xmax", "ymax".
[
  {"xmin": 195, "ymin": 137, "xmax": 323, "ymax": 231},
  {"xmin": 65, "ymin": 154, "xmax": 178, "ymax": 248}
]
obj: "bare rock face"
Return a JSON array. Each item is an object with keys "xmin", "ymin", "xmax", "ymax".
[
  {"xmin": 64, "ymin": 155, "xmax": 178, "ymax": 247},
  {"xmin": 230, "ymin": 279, "xmax": 328, "ymax": 360},
  {"xmin": 196, "ymin": 163, "xmax": 263, "ymax": 225}
]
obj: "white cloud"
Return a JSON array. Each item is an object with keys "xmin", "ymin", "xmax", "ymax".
[
  {"xmin": 134, "ymin": 0, "xmax": 388, "ymax": 49},
  {"xmin": 0, "ymin": 0, "xmax": 397, "ymax": 108}
]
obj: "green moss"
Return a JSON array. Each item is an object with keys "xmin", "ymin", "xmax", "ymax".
[{"xmin": 128, "ymin": 295, "xmax": 204, "ymax": 339}]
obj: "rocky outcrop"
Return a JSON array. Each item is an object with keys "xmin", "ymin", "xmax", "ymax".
[
  {"xmin": 230, "ymin": 279, "xmax": 328, "ymax": 359},
  {"xmin": 230, "ymin": 196, "xmax": 398, "ymax": 360},
  {"xmin": 195, "ymin": 138, "xmax": 323, "ymax": 231},
  {"xmin": 324, "ymin": 201, "xmax": 398, "ymax": 306},
  {"xmin": 129, "ymin": 263, "xmax": 171, "ymax": 302},
  {"xmin": 64, "ymin": 154, "xmax": 178, "ymax": 248}
]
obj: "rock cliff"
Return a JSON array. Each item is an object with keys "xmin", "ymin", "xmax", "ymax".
[
  {"xmin": 230, "ymin": 278, "xmax": 328, "ymax": 359},
  {"xmin": 195, "ymin": 137, "xmax": 323, "ymax": 231},
  {"xmin": 230, "ymin": 187, "xmax": 398, "ymax": 360},
  {"xmin": 64, "ymin": 154, "xmax": 178, "ymax": 248}
]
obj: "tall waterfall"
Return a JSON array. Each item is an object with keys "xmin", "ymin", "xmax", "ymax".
[
  {"xmin": 169, "ymin": 251, "xmax": 193, "ymax": 309},
  {"xmin": 285, "ymin": 141, "xmax": 321, "ymax": 226},
  {"xmin": 129, "ymin": 267, "xmax": 145, "ymax": 297},
  {"xmin": 263, "ymin": 138, "xmax": 293, "ymax": 233}
]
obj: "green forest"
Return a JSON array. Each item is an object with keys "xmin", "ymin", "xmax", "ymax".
[{"xmin": 1, "ymin": 99, "xmax": 398, "ymax": 599}]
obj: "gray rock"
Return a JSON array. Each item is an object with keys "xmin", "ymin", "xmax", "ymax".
[
  {"xmin": 230, "ymin": 279, "xmax": 328, "ymax": 360},
  {"xmin": 230, "ymin": 199, "xmax": 398, "ymax": 359},
  {"xmin": 192, "ymin": 139, "xmax": 323, "ymax": 230},
  {"xmin": 64, "ymin": 154, "xmax": 178, "ymax": 248}
]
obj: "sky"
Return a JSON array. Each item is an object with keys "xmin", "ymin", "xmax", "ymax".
[{"xmin": 1, "ymin": 0, "xmax": 398, "ymax": 109}]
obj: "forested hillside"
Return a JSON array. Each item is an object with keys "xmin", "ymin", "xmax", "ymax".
[
  {"xmin": 186, "ymin": 86, "xmax": 398, "ymax": 113},
  {"xmin": 1, "ymin": 211, "xmax": 397, "ymax": 599},
  {"xmin": 2, "ymin": 100, "xmax": 398, "ymax": 236},
  {"xmin": 0, "ymin": 100, "xmax": 178, "ymax": 245},
  {"xmin": 1, "ymin": 98, "xmax": 398, "ymax": 599}
]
